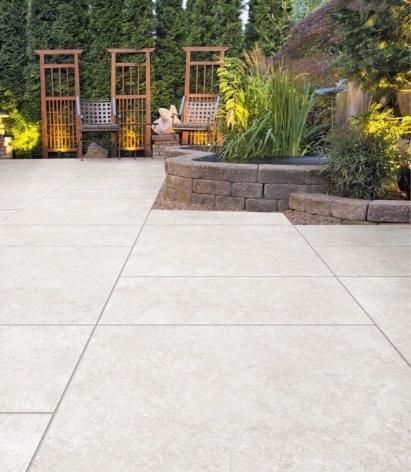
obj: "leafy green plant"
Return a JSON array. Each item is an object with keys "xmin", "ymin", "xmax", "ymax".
[
  {"xmin": 7, "ymin": 110, "xmax": 40, "ymax": 156},
  {"xmin": 334, "ymin": 0, "xmax": 410, "ymax": 94},
  {"xmin": 218, "ymin": 48, "xmax": 315, "ymax": 160},
  {"xmin": 326, "ymin": 106, "xmax": 408, "ymax": 199},
  {"xmin": 246, "ymin": 0, "xmax": 292, "ymax": 55}
]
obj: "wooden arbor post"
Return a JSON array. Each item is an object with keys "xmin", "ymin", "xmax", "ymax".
[
  {"xmin": 35, "ymin": 49, "xmax": 83, "ymax": 159},
  {"xmin": 108, "ymin": 48, "xmax": 154, "ymax": 157},
  {"xmin": 182, "ymin": 46, "xmax": 228, "ymax": 145}
]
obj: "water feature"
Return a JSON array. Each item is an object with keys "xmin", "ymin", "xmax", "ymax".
[{"xmin": 335, "ymin": 80, "xmax": 373, "ymax": 127}]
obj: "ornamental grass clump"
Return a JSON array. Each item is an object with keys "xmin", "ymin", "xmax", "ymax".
[{"xmin": 218, "ymin": 49, "xmax": 315, "ymax": 161}]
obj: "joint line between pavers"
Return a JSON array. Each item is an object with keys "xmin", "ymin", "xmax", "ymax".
[
  {"xmin": 0, "ymin": 411, "xmax": 53, "ymax": 415},
  {"xmin": 25, "ymin": 197, "xmax": 155, "ymax": 471},
  {"xmin": 119, "ymin": 275, "xmax": 336, "ymax": 278},
  {"xmin": 0, "ymin": 324, "xmax": 96, "ymax": 327},
  {"xmin": 96, "ymin": 323, "xmax": 375, "ymax": 327},
  {"xmin": 293, "ymin": 225, "xmax": 411, "ymax": 369}
]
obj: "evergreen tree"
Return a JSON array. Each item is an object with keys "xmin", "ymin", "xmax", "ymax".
[
  {"xmin": 0, "ymin": 0, "xmax": 27, "ymax": 107},
  {"xmin": 122, "ymin": 0, "xmax": 155, "ymax": 48},
  {"xmin": 27, "ymin": 0, "xmax": 61, "ymax": 51},
  {"xmin": 186, "ymin": 0, "xmax": 243, "ymax": 55},
  {"xmin": 85, "ymin": 0, "xmax": 124, "ymax": 98},
  {"xmin": 246, "ymin": 0, "xmax": 293, "ymax": 55},
  {"xmin": 51, "ymin": 1, "xmax": 90, "ymax": 49},
  {"xmin": 25, "ymin": 0, "xmax": 89, "ymax": 119},
  {"xmin": 154, "ymin": 0, "xmax": 186, "ymax": 110}
]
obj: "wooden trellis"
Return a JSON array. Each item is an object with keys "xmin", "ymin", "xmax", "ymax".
[
  {"xmin": 37, "ymin": 48, "xmax": 154, "ymax": 158},
  {"xmin": 36, "ymin": 49, "xmax": 82, "ymax": 158},
  {"xmin": 109, "ymin": 48, "xmax": 154, "ymax": 157},
  {"xmin": 180, "ymin": 46, "xmax": 228, "ymax": 145}
]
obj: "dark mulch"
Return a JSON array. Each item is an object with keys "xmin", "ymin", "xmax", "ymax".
[{"xmin": 283, "ymin": 210, "xmax": 341, "ymax": 225}]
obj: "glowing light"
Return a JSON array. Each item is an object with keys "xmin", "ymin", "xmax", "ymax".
[{"xmin": 9, "ymin": 111, "xmax": 40, "ymax": 152}]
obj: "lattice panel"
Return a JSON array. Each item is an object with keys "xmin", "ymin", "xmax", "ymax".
[
  {"xmin": 36, "ymin": 49, "xmax": 82, "ymax": 158},
  {"xmin": 189, "ymin": 64, "xmax": 219, "ymax": 95},
  {"xmin": 117, "ymin": 98, "xmax": 145, "ymax": 150},
  {"xmin": 109, "ymin": 48, "xmax": 153, "ymax": 156},
  {"xmin": 45, "ymin": 67, "xmax": 75, "ymax": 97},
  {"xmin": 185, "ymin": 97, "xmax": 219, "ymax": 124},
  {"xmin": 181, "ymin": 47, "xmax": 227, "ymax": 146},
  {"xmin": 46, "ymin": 98, "xmax": 76, "ymax": 151},
  {"xmin": 81, "ymin": 101, "xmax": 113, "ymax": 126},
  {"xmin": 115, "ymin": 65, "xmax": 146, "ymax": 96}
]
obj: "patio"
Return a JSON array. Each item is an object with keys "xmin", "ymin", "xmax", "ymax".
[{"xmin": 0, "ymin": 158, "xmax": 410, "ymax": 471}]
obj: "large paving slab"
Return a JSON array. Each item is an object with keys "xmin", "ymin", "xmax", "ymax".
[
  {"xmin": 342, "ymin": 277, "xmax": 411, "ymax": 363},
  {"xmin": 124, "ymin": 225, "xmax": 331, "ymax": 276},
  {"xmin": 0, "ymin": 246, "xmax": 129, "ymax": 324},
  {"xmin": 1, "ymin": 159, "xmax": 410, "ymax": 471},
  {"xmin": 30, "ymin": 326, "xmax": 411, "ymax": 472},
  {"xmin": 316, "ymin": 246, "xmax": 411, "ymax": 276},
  {"xmin": 298, "ymin": 224, "xmax": 411, "ymax": 247},
  {"xmin": 53, "ymin": 175, "xmax": 164, "ymax": 199},
  {"xmin": 147, "ymin": 209, "xmax": 291, "ymax": 225},
  {"xmin": 0, "ymin": 225, "xmax": 140, "ymax": 247},
  {"xmin": 0, "ymin": 177, "xmax": 80, "ymax": 199},
  {"xmin": 0, "ymin": 198, "xmax": 37, "ymax": 210},
  {"xmin": 50, "ymin": 187, "xmax": 161, "ymax": 199},
  {"xmin": 101, "ymin": 276, "xmax": 368, "ymax": 325},
  {"xmin": 0, "ymin": 326, "xmax": 91, "ymax": 412},
  {"xmin": 0, "ymin": 210, "xmax": 16, "ymax": 221},
  {"xmin": 0, "ymin": 414, "xmax": 50, "ymax": 472},
  {"xmin": 0, "ymin": 198, "xmax": 153, "ymax": 226}
]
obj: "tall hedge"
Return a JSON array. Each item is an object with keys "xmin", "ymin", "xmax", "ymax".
[
  {"xmin": 246, "ymin": 0, "xmax": 293, "ymax": 55},
  {"xmin": 154, "ymin": 0, "xmax": 186, "ymax": 111},
  {"xmin": 85, "ymin": 0, "xmax": 155, "ymax": 98},
  {"xmin": 186, "ymin": 0, "xmax": 243, "ymax": 54},
  {"xmin": 27, "ymin": 0, "xmax": 61, "ymax": 51},
  {"xmin": 25, "ymin": 0, "xmax": 89, "ymax": 119},
  {"xmin": 0, "ymin": 0, "xmax": 27, "ymax": 107},
  {"xmin": 50, "ymin": 1, "xmax": 90, "ymax": 49},
  {"xmin": 85, "ymin": 0, "xmax": 125, "ymax": 98},
  {"xmin": 122, "ymin": 0, "xmax": 155, "ymax": 48}
]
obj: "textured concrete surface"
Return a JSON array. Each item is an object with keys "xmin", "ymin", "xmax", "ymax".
[{"xmin": 0, "ymin": 158, "xmax": 409, "ymax": 472}]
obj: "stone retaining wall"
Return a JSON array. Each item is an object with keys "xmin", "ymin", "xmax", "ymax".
[
  {"xmin": 290, "ymin": 193, "xmax": 411, "ymax": 223},
  {"xmin": 163, "ymin": 147, "xmax": 329, "ymax": 211}
]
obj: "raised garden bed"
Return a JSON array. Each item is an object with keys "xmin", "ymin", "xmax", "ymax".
[{"xmin": 162, "ymin": 146, "xmax": 329, "ymax": 212}]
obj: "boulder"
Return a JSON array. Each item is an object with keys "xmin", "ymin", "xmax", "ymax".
[{"xmin": 84, "ymin": 143, "xmax": 109, "ymax": 159}]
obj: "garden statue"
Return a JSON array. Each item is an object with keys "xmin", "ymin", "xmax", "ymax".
[{"xmin": 152, "ymin": 106, "xmax": 180, "ymax": 134}]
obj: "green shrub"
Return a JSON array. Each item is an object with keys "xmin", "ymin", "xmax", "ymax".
[
  {"xmin": 218, "ymin": 49, "xmax": 315, "ymax": 161},
  {"xmin": 7, "ymin": 110, "xmax": 40, "ymax": 156},
  {"xmin": 326, "ymin": 107, "xmax": 408, "ymax": 199}
]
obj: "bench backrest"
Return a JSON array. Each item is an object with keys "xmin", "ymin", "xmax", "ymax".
[{"xmin": 180, "ymin": 96, "xmax": 220, "ymax": 124}]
